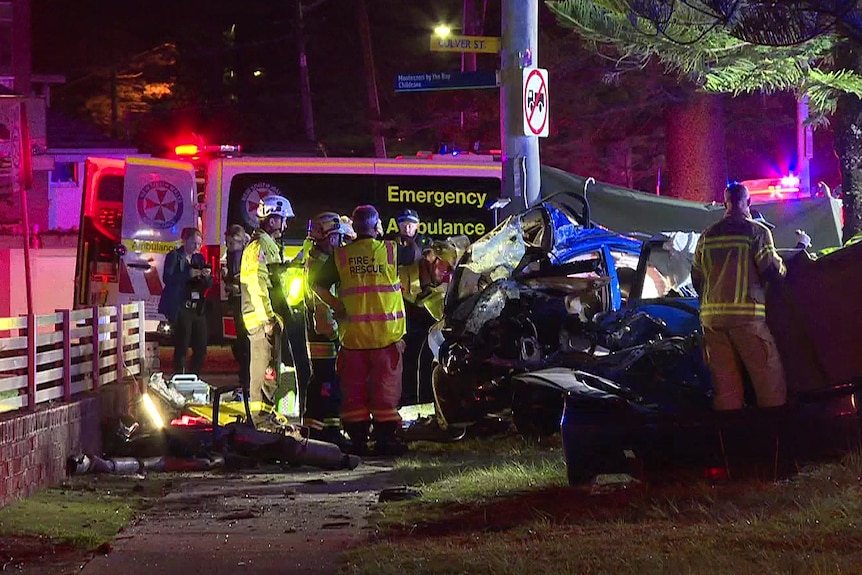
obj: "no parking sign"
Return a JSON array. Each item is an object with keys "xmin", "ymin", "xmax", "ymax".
[{"xmin": 522, "ymin": 68, "xmax": 549, "ymax": 137}]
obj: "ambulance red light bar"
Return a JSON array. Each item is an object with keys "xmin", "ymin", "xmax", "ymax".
[
  {"xmin": 739, "ymin": 175, "xmax": 804, "ymax": 203},
  {"xmin": 174, "ymin": 143, "xmax": 242, "ymax": 157}
]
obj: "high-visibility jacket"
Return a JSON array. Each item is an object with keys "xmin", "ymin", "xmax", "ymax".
[
  {"xmin": 304, "ymin": 248, "xmax": 339, "ymax": 360},
  {"xmin": 334, "ymin": 238, "xmax": 406, "ymax": 349},
  {"xmin": 692, "ymin": 214, "xmax": 785, "ymax": 329},
  {"xmin": 417, "ymin": 285, "xmax": 446, "ymax": 320},
  {"xmin": 392, "ymin": 233, "xmax": 429, "ymax": 304},
  {"xmin": 240, "ymin": 230, "xmax": 282, "ymax": 330},
  {"xmin": 399, "ymin": 262, "xmax": 422, "ymax": 304}
]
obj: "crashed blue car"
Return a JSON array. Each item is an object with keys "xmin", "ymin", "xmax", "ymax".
[
  {"xmin": 513, "ymin": 234, "xmax": 862, "ymax": 484},
  {"xmin": 428, "ymin": 192, "xmax": 642, "ymax": 435}
]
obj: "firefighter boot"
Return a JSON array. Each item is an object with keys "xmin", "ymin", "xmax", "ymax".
[
  {"xmin": 343, "ymin": 422, "xmax": 371, "ymax": 456},
  {"xmin": 372, "ymin": 421, "xmax": 409, "ymax": 457},
  {"xmin": 310, "ymin": 427, "xmax": 353, "ymax": 454}
]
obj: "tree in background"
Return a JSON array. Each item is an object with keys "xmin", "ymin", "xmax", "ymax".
[{"xmin": 546, "ymin": 0, "xmax": 862, "ymax": 240}]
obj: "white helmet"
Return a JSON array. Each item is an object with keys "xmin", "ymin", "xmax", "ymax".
[{"xmin": 257, "ymin": 195, "xmax": 294, "ymax": 220}]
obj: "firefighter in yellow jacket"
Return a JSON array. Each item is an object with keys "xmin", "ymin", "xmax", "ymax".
[
  {"xmin": 313, "ymin": 205, "xmax": 419, "ymax": 456},
  {"xmin": 302, "ymin": 212, "xmax": 352, "ymax": 450},
  {"xmin": 240, "ymin": 195, "xmax": 294, "ymax": 413},
  {"xmin": 692, "ymin": 182, "xmax": 788, "ymax": 411}
]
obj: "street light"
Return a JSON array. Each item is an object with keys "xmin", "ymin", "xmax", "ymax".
[{"xmin": 434, "ymin": 24, "xmax": 452, "ymax": 38}]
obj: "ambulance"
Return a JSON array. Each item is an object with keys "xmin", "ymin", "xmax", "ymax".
[{"xmin": 73, "ymin": 147, "xmax": 503, "ymax": 342}]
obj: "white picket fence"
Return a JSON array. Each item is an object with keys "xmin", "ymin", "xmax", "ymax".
[{"xmin": 0, "ymin": 301, "xmax": 146, "ymax": 413}]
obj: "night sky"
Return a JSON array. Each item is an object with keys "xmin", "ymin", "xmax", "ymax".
[
  {"xmin": 31, "ymin": 0, "xmax": 500, "ymax": 155},
  {"xmin": 29, "ymin": 0, "xmax": 840, "ymax": 190}
]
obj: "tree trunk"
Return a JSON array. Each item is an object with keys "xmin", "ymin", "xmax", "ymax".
[
  {"xmin": 665, "ymin": 92, "xmax": 727, "ymax": 202},
  {"xmin": 833, "ymin": 41, "xmax": 862, "ymax": 243}
]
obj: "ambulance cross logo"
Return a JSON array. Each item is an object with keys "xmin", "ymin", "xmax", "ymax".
[
  {"xmin": 241, "ymin": 182, "xmax": 282, "ymax": 227},
  {"xmin": 137, "ymin": 181, "xmax": 184, "ymax": 230}
]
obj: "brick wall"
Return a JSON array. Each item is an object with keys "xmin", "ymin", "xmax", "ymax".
[{"xmin": 0, "ymin": 396, "xmax": 102, "ymax": 508}]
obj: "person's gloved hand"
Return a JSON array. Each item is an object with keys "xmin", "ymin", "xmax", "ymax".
[{"xmin": 795, "ymin": 229, "xmax": 812, "ymax": 249}]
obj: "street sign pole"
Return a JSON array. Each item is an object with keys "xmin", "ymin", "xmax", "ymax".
[{"xmin": 501, "ymin": 0, "xmax": 540, "ymax": 211}]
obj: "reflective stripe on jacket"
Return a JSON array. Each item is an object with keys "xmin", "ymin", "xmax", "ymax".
[
  {"xmin": 692, "ymin": 215, "xmax": 785, "ymax": 328},
  {"xmin": 334, "ymin": 239, "xmax": 406, "ymax": 349},
  {"xmin": 240, "ymin": 230, "xmax": 282, "ymax": 330}
]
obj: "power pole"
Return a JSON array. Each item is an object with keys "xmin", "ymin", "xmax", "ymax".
[
  {"xmin": 356, "ymin": 0, "xmax": 386, "ymax": 158},
  {"xmin": 296, "ymin": 0, "xmax": 316, "ymax": 142},
  {"xmin": 500, "ymin": 0, "xmax": 540, "ymax": 209}
]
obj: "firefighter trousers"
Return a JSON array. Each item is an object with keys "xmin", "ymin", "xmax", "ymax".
[
  {"xmin": 229, "ymin": 297, "xmax": 250, "ymax": 391},
  {"xmin": 249, "ymin": 322, "xmax": 282, "ymax": 408},
  {"xmin": 703, "ymin": 321, "xmax": 787, "ymax": 410},
  {"xmin": 304, "ymin": 356, "xmax": 342, "ymax": 430},
  {"xmin": 336, "ymin": 341, "xmax": 405, "ymax": 425},
  {"xmin": 281, "ymin": 310, "xmax": 311, "ymax": 415}
]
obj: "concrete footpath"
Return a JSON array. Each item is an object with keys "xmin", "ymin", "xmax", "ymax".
[{"xmin": 81, "ymin": 460, "xmax": 400, "ymax": 575}]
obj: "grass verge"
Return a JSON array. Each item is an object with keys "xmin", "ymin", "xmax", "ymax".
[
  {"xmin": 344, "ymin": 436, "xmax": 862, "ymax": 575},
  {"xmin": 0, "ymin": 475, "xmax": 168, "ymax": 549}
]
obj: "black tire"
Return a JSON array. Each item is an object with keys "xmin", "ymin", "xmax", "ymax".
[
  {"xmin": 416, "ymin": 338, "xmax": 435, "ymax": 404},
  {"xmin": 511, "ymin": 384, "xmax": 564, "ymax": 438},
  {"xmin": 432, "ymin": 365, "xmax": 486, "ymax": 428},
  {"xmin": 563, "ymin": 429, "xmax": 631, "ymax": 485}
]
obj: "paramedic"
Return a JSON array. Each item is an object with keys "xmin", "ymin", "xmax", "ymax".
[
  {"xmin": 240, "ymin": 195, "xmax": 294, "ymax": 412},
  {"xmin": 302, "ymin": 212, "xmax": 351, "ymax": 450},
  {"xmin": 692, "ymin": 182, "xmax": 788, "ymax": 411},
  {"xmin": 313, "ymin": 205, "xmax": 420, "ymax": 456},
  {"xmin": 159, "ymin": 227, "xmax": 212, "ymax": 376},
  {"xmin": 223, "ymin": 224, "xmax": 251, "ymax": 391}
]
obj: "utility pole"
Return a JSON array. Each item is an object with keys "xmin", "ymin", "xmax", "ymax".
[
  {"xmin": 500, "ymin": 0, "xmax": 540, "ymax": 209},
  {"xmin": 296, "ymin": 0, "xmax": 316, "ymax": 142},
  {"xmin": 356, "ymin": 0, "xmax": 386, "ymax": 158}
]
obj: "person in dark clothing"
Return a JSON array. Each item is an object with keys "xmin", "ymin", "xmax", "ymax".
[
  {"xmin": 159, "ymin": 227, "xmax": 213, "ymax": 375},
  {"xmin": 388, "ymin": 209, "xmax": 433, "ymax": 406},
  {"xmin": 223, "ymin": 224, "xmax": 251, "ymax": 389}
]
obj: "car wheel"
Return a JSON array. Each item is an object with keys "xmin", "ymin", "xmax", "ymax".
[
  {"xmin": 563, "ymin": 428, "xmax": 631, "ymax": 485},
  {"xmin": 511, "ymin": 384, "xmax": 563, "ymax": 438},
  {"xmin": 432, "ymin": 365, "xmax": 487, "ymax": 429},
  {"xmin": 416, "ymin": 338, "xmax": 435, "ymax": 404}
]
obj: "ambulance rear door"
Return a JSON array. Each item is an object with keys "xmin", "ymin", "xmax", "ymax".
[
  {"xmin": 74, "ymin": 157, "xmax": 126, "ymax": 309},
  {"xmin": 119, "ymin": 157, "xmax": 198, "ymax": 326}
]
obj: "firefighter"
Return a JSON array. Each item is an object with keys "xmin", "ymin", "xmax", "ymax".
[
  {"xmin": 159, "ymin": 227, "xmax": 213, "ymax": 376},
  {"xmin": 390, "ymin": 208, "xmax": 433, "ymax": 406},
  {"xmin": 415, "ymin": 239, "xmax": 459, "ymax": 321},
  {"xmin": 691, "ymin": 182, "xmax": 788, "ymax": 411},
  {"xmin": 223, "ymin": 224, "xmax": 251, "ymax": 391},
  {"xmin": 240, "ymin": 195, "xmax": 294, "ymax": 414},
  {"xmin": 313, "ymin": 205, "xmax": 420, "ymax": 456},
  {"xmin": 302, "ymin": 212, "xmax": 351, "ymax": 449}
]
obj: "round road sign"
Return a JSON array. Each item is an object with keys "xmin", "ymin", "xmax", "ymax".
[{"xmin": 522, "ymin": 68, "xmax": 549, "ymax": 137}]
